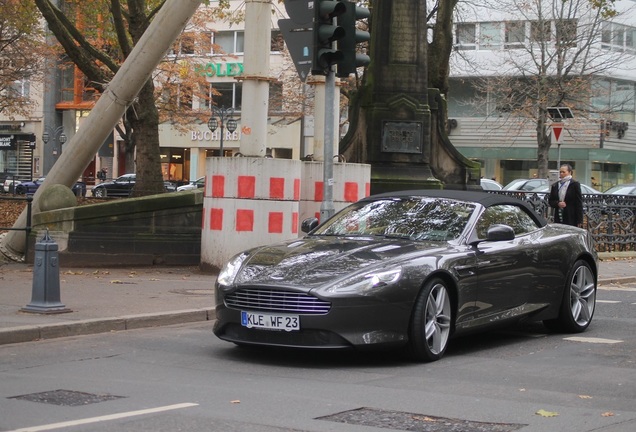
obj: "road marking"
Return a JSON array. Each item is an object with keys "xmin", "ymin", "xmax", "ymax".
[
  {"xmin": 597, "ymin": 300, "xmax": 621, "ymax": 303},
  {"xmin": 599, "ymin": 286, "xmax": 636, "ymax": 292},
  {"xmin": 7, "ymin": 402, "xmax": 199, "ymax": 432},
  {"xmin": 564, "ymin": 336, "xmax": 623, "ymax": 344}
]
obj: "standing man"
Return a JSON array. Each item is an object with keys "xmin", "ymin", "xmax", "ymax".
[{"xmin": 549, "ymin": 164, "xmax": 584, "ymax": 226}]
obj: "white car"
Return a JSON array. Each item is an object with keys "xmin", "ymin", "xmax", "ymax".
[
  {"xmin": 176, "ymin": 177, "xmax": 204, "ymax": 191},
  {"xmin": 3, "ymin": 178, "xmax": 21, "ymax": 193}
]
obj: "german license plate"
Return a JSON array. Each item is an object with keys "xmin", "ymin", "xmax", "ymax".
[{"xmin": 241, "ymin": 311, "xmax": 300, "ymax": 331}]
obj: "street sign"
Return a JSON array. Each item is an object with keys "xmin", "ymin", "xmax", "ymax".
[
  {"xmin": 278, "ymin": 19, "xmax": 313, "ymax": 81},
  {"xmin": 552, "ymin": 123, "xmax": 564, "ymax": 143},
  {"xmin": 283, "ymin": 0, "xmax": 314, "ymax": 24}
]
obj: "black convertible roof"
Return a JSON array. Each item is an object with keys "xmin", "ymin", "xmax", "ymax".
[{"xmin": 364, "ymin": 189, "xmax": 548, "ymax": 227}]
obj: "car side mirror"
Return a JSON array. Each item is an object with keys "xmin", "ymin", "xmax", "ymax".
[
  {"xmin": 301, "ymin": 217, "xmax": 319, "ymax": 233},
  {"xmin": 485, "ymin": 224, "xmax": 515, "ymax": 241}
]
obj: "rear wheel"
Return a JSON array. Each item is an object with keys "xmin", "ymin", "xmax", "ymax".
[
  {"xmin": 407, "ymin": 278, "xmax": 453, "ymax": 362},
  {"xmin": 544, "ymin": 260, "xmax": 596, "ymax": 333},
  {"xmin": 14, "ymin": 185, "xmax": 26, "ymax": 195}
]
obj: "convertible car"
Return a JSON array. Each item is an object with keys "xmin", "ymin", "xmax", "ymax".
[{"xmin": 213, "ymin": 190, "xmax": 598, "ymax": 362}]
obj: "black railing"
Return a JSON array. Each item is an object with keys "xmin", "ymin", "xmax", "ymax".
[
  {"xmin": 0, "ymin": 195, "xmax": 33, "ymax": 258},
  {"xmin": 493, "ymin": 191, "xmax": 636, "ymax": 252}
]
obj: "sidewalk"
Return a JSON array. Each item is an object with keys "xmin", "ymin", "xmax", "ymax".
[
  {"xmin": 0, "ymin": 264, "xmax": 217, "ymax": 345},
  {"xmin": 0, "ymin": 256, "xmax": 635, "ymax": 346}
]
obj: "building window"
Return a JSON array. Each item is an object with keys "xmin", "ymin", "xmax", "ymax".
[
  {"xmin": 555, "ymin": 19, "xmax": 577, "ymax": 48},
  {"xmin": 505, "ymin": 21, "xmax": 525, "ymax": 48},
  {"xmin": 10, "ymin": 79, "xmax": 30, "ymax": 98},
  {"xmin": 455, "ymin": 23, "xmax": 476, "ymax": 50},
  {"xmin": 479, "ymin": 22, "xmax": 502, "ymax": 49},
  {"xmin": 214, "ymin": 31, "xmax": 245, "ymax": 54},
  {"xmin": 530, "ymin": 21, "xmax": 551, "ymax": 42},
  {"xmin": 202, "ymin": 82, "xmax": 242, "ymax": 111},
  {"xmin": 271, "ymin": 30, "xmax": 284, "ymax": 52}
]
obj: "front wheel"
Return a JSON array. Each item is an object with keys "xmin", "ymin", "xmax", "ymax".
[
  {"xmin": 93, "ymin": 187, "xmax": 106, "ymax": 198},
  {"xmin": 407, "ymin": 278, "xmax": 453, "ymax": 362},
  {"xmin": 544, "ymin": 260, "xmax": 596, "ymax": 333}
]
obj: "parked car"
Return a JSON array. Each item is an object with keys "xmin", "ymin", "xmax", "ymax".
[
  {"xmin": 176, "ymin": 177, "xmax": 205, "ymax": 191},
  {"xmin": 92, "ymin": 174, "xmax": 177, "ymax": 197},
  {"xmin": 480, "ymin": 178, "xmax": 503, "ymax": 191},
  {"xmin": 91, "ymin": 173, "xmax": 136, "ymax": 197},
  {"xmin": 502, "ymin": 178, "xmax": 549, "ymax": 191},
  {"xmin": 531, "ymin": 183, "xmax": 602, "ymax": 195},
  {"xmin": 604, "ymin": 183, "xmax": 636, "ymax": 195},
  {"xmin": 13, "ymin": 177, "xmax": 86, "ymax": 197},
  {"xmin": 3, "ymin": 178, "xmax": 21, "ymax": 193},
  {"xmin": 213, "ymin": 190, "xmax": 598, "ymax": 362}
]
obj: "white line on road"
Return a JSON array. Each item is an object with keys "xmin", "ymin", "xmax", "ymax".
[
  {"xmin": 599, "ymin": 285, "xmax": 636, "ymax": 292},
  {"xmin": 597, "ymin": 300, "xmax": 621, "ymax": 303},
  {"xmin": 7, "ymin": 402, "xmax": 199, "ymax": 432},
  {"xmin": 564, "ymin": 336, "xmax": 623, "ymax": 344}
]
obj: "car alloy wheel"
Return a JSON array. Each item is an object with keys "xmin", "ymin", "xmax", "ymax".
[
  {"xmin": 408, "ymin": 278, "xmax": 453, "ymax": 362},
  {"xmin": 545, "ymin": 260, "xmax": 596, "ymax": 333},
  {"xmin": 93, "ymin": 188, "xmax": 106, "ymax": 198}
]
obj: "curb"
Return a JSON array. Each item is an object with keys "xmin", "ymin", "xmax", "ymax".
[{"xmin": 0, "ymin": 308, "xmax": 215, "ymax": 346}]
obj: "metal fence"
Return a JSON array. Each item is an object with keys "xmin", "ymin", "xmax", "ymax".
[
  {"xmin": 0, "ymin": 195, "xmax": 33, "ymax": 258},
  {"xmin": 493, "ymin": 191, "xmax": 636, "ymax": 252}
]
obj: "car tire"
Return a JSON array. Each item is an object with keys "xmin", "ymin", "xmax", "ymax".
[
  {"xmin": 15, "ymin": 185, "xmax": 26, "ymax": 195},
  {"xmin": 407, "ymin": 278, "xmax": 453, "ymax": 362},
  {"xmin": 93, "ymin": 187, "xmax": 106, "ymax": 198},
  {"xmin": 544, "ymin": 260, "xmax": 596, "ymax": 333}
]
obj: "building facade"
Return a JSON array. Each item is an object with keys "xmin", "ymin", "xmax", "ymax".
[{"xmin": 445, "ymin": 0, "xmax": 636, "ymax": 190}]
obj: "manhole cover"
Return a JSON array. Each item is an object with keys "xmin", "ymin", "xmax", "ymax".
[
  {"xmin": 318, "ymin": 407, "xmax": 526, "ymax": 432},
  {"xmin": 9, "ymin": 390, "xmax": 126, "ymax": 406}
]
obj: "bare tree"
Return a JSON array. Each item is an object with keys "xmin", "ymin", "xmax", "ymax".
[
  {"xmin": 33, "ymin": 0, "xmax": 232, "ymax": 195},
  {"xmin": 457, "ymin": 0, "xmax": 626, "ymax": 177}
]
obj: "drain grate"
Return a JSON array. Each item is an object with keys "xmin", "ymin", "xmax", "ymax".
[
  {"xmin": 318, "ymin": 407, "xmax": 526, "ymax": 432},
  {"xmin": 9, "ymin": 390, "xmax": 126, "ymax": 406}
]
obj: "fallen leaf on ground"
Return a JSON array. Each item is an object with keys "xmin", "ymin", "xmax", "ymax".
[
  {"xmin": 601, "ymin": 412, "xmax": 614, "ymax": 417},
  {"xmin": 578, "ymin": 395, "xmax": 593, "ymax": 399},
  {"xmin": 230, "ymin": 400, "xmax": 240, "ymax": 404},
  {"xmin": 536, "ymin": 409, "xmax": 559, "ymax": 417}
]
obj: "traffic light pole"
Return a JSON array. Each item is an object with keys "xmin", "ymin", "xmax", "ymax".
[{"xmin": 320, "ymin": 69, "xmax": 336, "ymax": 221}]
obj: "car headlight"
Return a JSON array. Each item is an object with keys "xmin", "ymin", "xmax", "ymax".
[
  {"xmin": 217, "ymin": 252, "xmax": 249, "ymax": 287},
  {"xmin": 326, "ymin": 267, "xmax": 402, "ymax": 295}
]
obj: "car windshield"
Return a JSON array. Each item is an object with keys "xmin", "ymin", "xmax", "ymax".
[
  {"xmin": 605, "ymin": 185, "xmax": 634, "ymax": 194},
  {"xmin": 313, "ymin": 197, "xmax": 476, "ymax": 241}
]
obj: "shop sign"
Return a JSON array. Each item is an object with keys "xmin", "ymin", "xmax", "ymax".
[
  {"xmin": 0, "ymin": 134, "xmax": 17, "ymax": 150},
  {"xmin": 190, "ymin": 130, "xmax": 240, "ymax": 142},
  {"xmin": 195, "ymin": 62, "xmax": 244, "ymax": 78}
]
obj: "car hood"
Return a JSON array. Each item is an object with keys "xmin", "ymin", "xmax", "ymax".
[{"xmin": 233, "ymin": 236, "xmax": 448, "ymax": 289}]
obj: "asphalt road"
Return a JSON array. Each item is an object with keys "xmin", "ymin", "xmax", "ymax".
[{"xmin": 1, "ymin": 282, "xmax": 635, "ymax": 432}]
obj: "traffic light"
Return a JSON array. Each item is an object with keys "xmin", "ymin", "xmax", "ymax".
[
  {"xmin": 336, "ymin": 1, "xmax": 370, "ymax": 78},
  {"xmin": 312, "ymin": 0, "xmax": 347, "ymax": 76}
]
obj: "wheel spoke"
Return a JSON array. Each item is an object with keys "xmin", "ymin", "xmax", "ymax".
[
  {"xmin": 570, "ymin": 265, "xmax": 595, "ymax": 326},
  {"xmin": 424, "ymin": 284, "xmax": 451, "ymax": 355}
]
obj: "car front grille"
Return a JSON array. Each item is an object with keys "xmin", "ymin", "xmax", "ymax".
[{"xmin": 225, "ymin": 288, "xmax": 331, "ymax": 315}]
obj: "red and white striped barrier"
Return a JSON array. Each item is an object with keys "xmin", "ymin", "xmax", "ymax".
[
  {"xmin": 201, "ymin": 158, "xmax": 302, "ymax": 271},
  {"xmin": 299, "ymin": 161, "xmax": 371, "ymax": 225}
]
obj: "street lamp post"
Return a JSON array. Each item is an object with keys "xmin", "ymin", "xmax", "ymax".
[
  {"xmin": 42, "ymin": 126, "xmax": 66, "ymax": 156},
  {"xmin": 207, "ymin": 106, "xmax": 238, "ymax": 157}
]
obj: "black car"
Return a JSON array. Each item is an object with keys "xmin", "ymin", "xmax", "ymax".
[
  {"xmin": 213, "ymin": 190, "xmax": 598, "ymax": 362},
  {"xmin": 91, "ymin": 173, "xmax": 136, "ymax": 197},
  {"xmin": 14, "ymin": 177, "xmax": 86, "ymax": 197}
]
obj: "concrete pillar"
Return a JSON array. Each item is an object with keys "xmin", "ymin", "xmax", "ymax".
[{"xmin": 238, "ymin": 0, "xmax": 271, "ymax": 157}]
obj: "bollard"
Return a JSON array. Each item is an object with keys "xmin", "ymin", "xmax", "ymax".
[{"xmin": 21, "ymin": 231, "xmax": 71, "ymax": 314}]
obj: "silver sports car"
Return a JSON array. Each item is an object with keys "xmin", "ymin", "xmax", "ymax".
[{"xmin": 213, "ymin": 190, "xmax": 598, "ymax": 362}]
